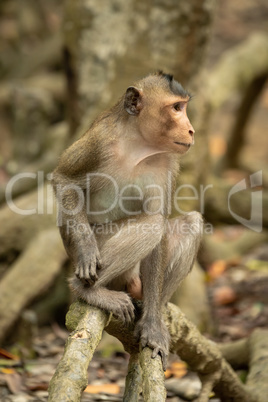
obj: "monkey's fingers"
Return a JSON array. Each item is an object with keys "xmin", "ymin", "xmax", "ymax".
[
  {"xmin": 96, "ymin": 257, "xmax": 103, "ymax": 270},
  {"xmin": 119, "ymin": 302, "xmax": 135, "ymax": 323},
  {"xmin": 115, "ymin": 308, "xmax": 130, "ymax": 324},
  {"xmin": 85, "ymin": 271, "xmax": 98, "ymax": 286},
  {"xmin": 151, "ymin": 347, "xmax": 167, "ymax": 372},
  {"xmin": 75, "ymin": 262, "xmax": 98, "ymax": 286},
  {"xmin": 138, "ymin": 324, "xmax": 169, "ymax": 371},
  {"xmin": 75, "ymin": 265, "xmax": 88, "ymax": 282},
  {"xmin": 140, "ymin": 334, "xmax": 147, "ymax": 348},
  {"xmin": 75, "ymin": 274, "xmax": 95, "ymax": 286},
  {"xmin": 88, "ymin": 264, "xmax": 99, "ymax": 282},
  {"xmin": 112, "ymin": 294, "xmax": 135, "ymax": 324},
  {"xmin": 81, "ymin": 277, "xmax": 96, "ymax": 286},
  {"xmin": 123, "ymin": 302, "xmax": 135, "ymax": 323}
]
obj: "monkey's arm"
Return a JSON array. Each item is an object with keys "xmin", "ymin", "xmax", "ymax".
[{"xmin": 52, "ymin": 137, "xmax": 101, "ymax": 285}]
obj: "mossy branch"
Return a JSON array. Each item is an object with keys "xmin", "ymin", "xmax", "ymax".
[{"xmin": 48, "ymin": 301, "xmax": 260, "ymax": 402}]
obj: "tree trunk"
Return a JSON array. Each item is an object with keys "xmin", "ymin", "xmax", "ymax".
[{"xmin": 63, "ymin": 0, "xmax": 216, "ymax": 138}]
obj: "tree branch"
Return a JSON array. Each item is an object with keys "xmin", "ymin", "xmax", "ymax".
[
  {"xmin": 48, "ymin": 301, "xmax": 258, "ymax": 402},
  {"xmin": 140, "ymin": 347, "xmax": 166, "ymax": 401},
  {"xmin": 0, "ymin": 229, "xmax": 66, "ymax": 343},
  {"xmin": 123, "ymin": 353, "xmax": 142, "ymax": 402},
  {"xmin": 164, "ymin": 303, "xmax": 256, "ymax": 401},
  {"xmin": 48, "ymin": 304, "xmax": 110, "ymax": 402}
]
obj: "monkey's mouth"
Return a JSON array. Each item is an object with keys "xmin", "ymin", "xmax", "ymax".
[{"xmin": 174, "ymin": 141, "xmax": 192, "ymax": 148}]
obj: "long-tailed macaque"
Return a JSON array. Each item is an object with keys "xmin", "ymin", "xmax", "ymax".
[{"xmin": 53, "ymin": 72, "xmax": 203, "ymax": 369}]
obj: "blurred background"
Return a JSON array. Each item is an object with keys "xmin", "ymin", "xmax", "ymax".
[{"xmin": 0, "ymin": 0, "xmax": 267, "ymax": 400}]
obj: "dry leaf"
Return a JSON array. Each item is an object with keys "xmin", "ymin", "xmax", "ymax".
[
  {"xmin": 4, "ymin": 372, "xmax": 23, "ymax": 394},
  {"xmin": 97, "ymin": 368, "xmax": 105, "ymax": 379},
  {"xmin": 0, "ymin": 368, "xmax": 15, "ymax": 374},
  {"xmin": 164, "ymin": 369, "xmax": 172, "ymax": 379},
  {"xmin": 213, "ymin": 286, "xmax": 237, "ymax": 306},
  {"xmin": 208, "ymin": 260, "xmax": 227, "ymax": 280},
  {"xmin": 27, "ymin": 382, "xmax": 49, "ymax": 391},
  {"xmin": 170, "ymin": 361, "xmax": 187, "ymax": 378},
  {"xmin": 84, "ymin": 383, "xmax": 120, "ymax": 395},
  {"xmin": 0, "ymin": 348, "xmax": 19, "ymax": 360},
  {"xmin": 226, "ymin": 257, "xmax": 241, "ymax": 267}
]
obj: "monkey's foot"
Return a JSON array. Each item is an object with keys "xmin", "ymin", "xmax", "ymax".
[
  {"xmin": 108, "ymin": 292, "xmax": 136, "ymax": 324},
  {"xmin": 134, "ymin": 318, "xmax": 170, "ymax": 371},
  {"xmin": 69, "ymin": 277, "xmax": 135, "ymax": 324}
]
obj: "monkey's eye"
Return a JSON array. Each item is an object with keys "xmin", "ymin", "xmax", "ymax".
[{"xmin": 173, "ymin": 102, "xmax": 186, "ymax": 111}]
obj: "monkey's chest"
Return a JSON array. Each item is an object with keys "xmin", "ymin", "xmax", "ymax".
[{"xmin": 87, "ymin": 171, "xmax": 165, "ymax": 224}]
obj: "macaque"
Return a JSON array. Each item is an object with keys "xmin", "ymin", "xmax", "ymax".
[{"xmin": 53, "ymin": 72, "xmax": 203, "ymax": 370}]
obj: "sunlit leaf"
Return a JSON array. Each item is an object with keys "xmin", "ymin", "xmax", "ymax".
[
  {"xmin": 84, "ymin": 383, "xmax": 120, "ymax": 394},
  {"xmin": 0, "ymin": 368, "xmax": 15, "ymax": 374},
  {"xmin": 246, "ymin": 260, "xmax": 268, "ymax": 271},
  {"xmin": 170, "ymin": 361, "xmax": 187, "ymax": 378},
  {"xmin": 208, "ymin": 260, "xmax": 227, "ymax": 280}
]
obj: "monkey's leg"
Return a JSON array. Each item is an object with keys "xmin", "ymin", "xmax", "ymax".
[
  {"xmin": 69, "ymin": 214, "xmax": 165, "ymax": 323},
  {"xmin": 161, "ymin": 211, "xmax": 203, "ymax": 305},
  {"xmin": 135, "ymin": 239, "xmax": 170, "ymax": 370},
  {"xmin": 136, "ymin": 212, "xmax": 203, "ymax": 370},
  {"xmin": 94, "ymin": 213, "xmax": 165, "ymax": 287}
]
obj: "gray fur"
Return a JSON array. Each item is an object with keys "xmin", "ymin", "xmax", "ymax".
[{"xmin": 53, "ymin": 73, "xmax": 201, "ymax": 370}]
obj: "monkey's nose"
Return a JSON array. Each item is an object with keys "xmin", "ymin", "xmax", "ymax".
[{"xmin": 189, "ymin": 127, "xmax": 195, "ymax": 136}]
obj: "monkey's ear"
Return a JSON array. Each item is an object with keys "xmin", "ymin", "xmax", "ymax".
[{"xmin": 124, "ymin": 86, "xmax": 143, "ymax": 115}]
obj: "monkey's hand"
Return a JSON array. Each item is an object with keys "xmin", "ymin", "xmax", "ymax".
[
  {"xmin": 74, "ymin": 242, "xmax": 102, "ymax": 286},
  {"xmin": 134, "ymin": 317, "xmax": 170, "ymax": 371}
]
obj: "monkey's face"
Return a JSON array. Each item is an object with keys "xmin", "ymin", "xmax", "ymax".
[
  {"xmin": 138, "ymin": 94, "xmax": 195, "ymax": 155},
  {"xmin": 124, "ymin": 79, "xmax": 195, "ymax": 155}
]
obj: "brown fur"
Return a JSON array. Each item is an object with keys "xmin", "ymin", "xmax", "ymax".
[{"xmin": 53, "ymin": 72, "xmax": 202, "ymax": 370}]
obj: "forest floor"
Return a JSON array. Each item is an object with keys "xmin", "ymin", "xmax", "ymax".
[
  {"xmin": 0, "ymin": 0, "xmax": 268, "ymax": 401},
  {"xmin": 1, "ymin": 224, "xmax": 268, "ymax": 402}
]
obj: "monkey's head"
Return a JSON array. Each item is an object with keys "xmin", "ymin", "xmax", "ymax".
[{"xmin": 124, "ymin": 72, "xmax": 195, "ymax": 155}]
